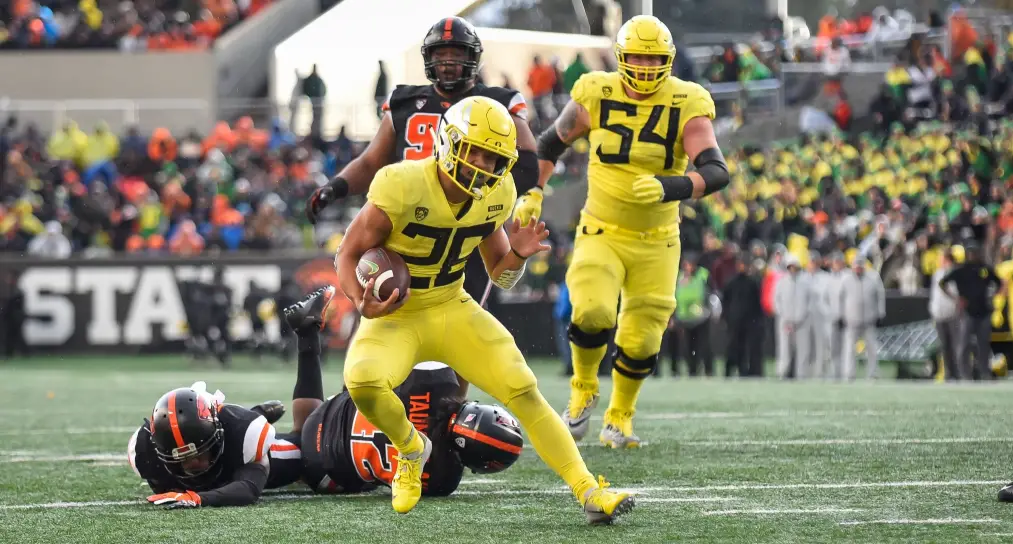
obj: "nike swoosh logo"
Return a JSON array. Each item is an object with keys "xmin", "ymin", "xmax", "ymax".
[
  {"xmin": 486, "ymin": 214, "xmax": 500, "ymax": 221},
  {"xmin": 667, "ymin": 242, "xmax": 677, "ymax": 247}
]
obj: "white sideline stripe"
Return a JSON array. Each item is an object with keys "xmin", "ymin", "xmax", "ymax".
[
  {"xmin": 0, "ymin": 488, "xmax": 656, "ymax": 510},
  {"xmin": 0, "ymin": 427, "xmax": 139, "ymax": 437},
  {"xmin": 639, "ymin": 497, "xmax": 738, "ymax": 503},
  {"xmin": 840, "ymin": 518, "xmax": 1000, "ymax": 526},
  {"xmin": 682, "ymin": 437, "xmax": 1012, "ymax": 447},
  {"xmin": 705, "ymin": 508, "xmax": 863, "ymax": 515},
  {"xmin": 0, "ymin": 453, "xmax": 124, "ymax": 463},
  {"xmin": 667, "ymin": 480, "xmax": 1007, "ymax": 492}
]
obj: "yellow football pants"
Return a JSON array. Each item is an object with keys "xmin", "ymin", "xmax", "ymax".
[
  {"xmin": 343, "ymin": 293, "xmax": 597, "ymax": 499},
  {"xmin": 566, "ymin": 213, "xmax": 682, "ymax": 362}
]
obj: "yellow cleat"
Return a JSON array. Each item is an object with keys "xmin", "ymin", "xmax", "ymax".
[
  {"xmin": 562, "ymin": 378, "xmax": 599, "ymax": 441},
  {"xmin": 599, "ymin": 409, "xmax": 641, "ymax": 449},
  {"xmin": 391, "ymin": 432, "xmax": 432, "ymax": 514},
  {"xmin": 582, "ymin": 475, "xmax": 636, "ymax": 525}
]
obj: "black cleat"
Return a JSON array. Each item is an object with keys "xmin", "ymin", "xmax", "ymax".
[
  {"xmin": 251, "ymin": 400, "xmax": 286, "ymax": 425},
  {"xmin": 283, "ymin": 286, "xmax": 336, "ymax": 333},
  {"xmin": 999, "ymin": 483, "xmax": 1013, "ymax": 502}
]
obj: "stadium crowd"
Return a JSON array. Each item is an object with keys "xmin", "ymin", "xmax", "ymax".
[
  {"xmin": 0, "ymin": 0, "xmax": 271, "ymax": 50},
  {"xmin": 3, "ymin": 12, "xmax": 1013, "ymax": 378}
]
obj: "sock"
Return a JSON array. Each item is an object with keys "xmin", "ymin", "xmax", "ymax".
[
  {"xmin": 606, "ymin": 369, "xmax": 644, "ymax": 415},
  {"xmin": 570, "ymin": 342, "xmax": 607, "ymax": 388},
  {"xmin": 347, "ymin": 384, "xmax": 422, "ymax": 456},
  {"xmin": 506, "ymin": 389, "xmax": 597, "ymax": 502},
  {"xmin": 292, "ymin": 331, "xmax": 324, "ymax": 401}
]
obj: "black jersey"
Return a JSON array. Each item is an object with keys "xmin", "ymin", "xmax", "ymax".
[
  {"xmin": 382, "ymin": 83, "xmax": 528, "ymax": 164},
  {"xmin": 129, "ymin": 404, "xmax": 301, "ymax": 506},
  {"xmin": 301, "ymin": 362, "xmax": 465, "ymax": 496}
]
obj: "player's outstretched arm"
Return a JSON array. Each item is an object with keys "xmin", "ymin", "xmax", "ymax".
[
  {"xmin": 306, "ymin": 114, "xmax": 396, "ymax": 223},
  {"xmin": 631, "ymin": 117, "xmax": 729, "ymax": 204},
  {"xmin": 479, "ymin": 218, "xmax": 551, "ymax": 290},
  {"xmin": 511, "ymin": 100, "xmax": 591, "ymax": 226},
  {"xmin": 334, "ymin": 203, "xmax": 406, "ymax": 318},
  {"xmin": 511, "ymin": 113, "xmax": 540, "ymax": 195}
]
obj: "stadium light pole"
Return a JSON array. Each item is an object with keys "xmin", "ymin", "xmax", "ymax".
[{"xmin": 642, "ymin": 0, "xmax": 652, "ymax": 16}]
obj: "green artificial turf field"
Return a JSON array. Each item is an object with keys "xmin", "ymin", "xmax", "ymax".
[{"xmin": 2, "ymin": 355, "xmax": 1013, "ymax": 543}]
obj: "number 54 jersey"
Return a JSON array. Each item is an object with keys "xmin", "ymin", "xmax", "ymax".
[{"xmin": 572, "ymin": 71, "xmax": 715, "ymax": 232}]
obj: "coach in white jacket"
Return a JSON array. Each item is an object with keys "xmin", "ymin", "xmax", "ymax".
[
  {"xmin": 823, "ymin": 252, "xmax": 847, "ymax": 378},
  {"xmin": 839, "ymin": 257, "xmax": 887, "ymax": 380},
  {"xmin": 806, "ymin": 252, "xmax": 831, "ymax": 378},
  {"xmin": 774, "ymin": 254, "xmax": 811, "ymax": 378}
]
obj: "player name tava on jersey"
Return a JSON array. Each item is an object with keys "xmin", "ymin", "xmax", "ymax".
[
  {"xmin": 309, "ymin": 362, "xmax": 466, "ymax": 496},
  {"xmin": 384, "ymin": 83, "xmax": 527, "ymax": 163}
]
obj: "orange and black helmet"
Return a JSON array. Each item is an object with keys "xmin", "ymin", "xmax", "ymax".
[
  {"xmin": 150, "ymin": 387, "xmax": 225, "ymax": 481},
  {"xmin": 421, "ymin": 16, "xmax": 483, "ymax": 95},
  {"xmin": 449, "ymin": 402, "xmax": 523, "ymax": 474}
]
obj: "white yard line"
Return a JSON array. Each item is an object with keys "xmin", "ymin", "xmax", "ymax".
[
  {"xmin": 840, "ymin": 518, "xmax": 1001, "ymax": 526},
  {"xmin": 667, "ymin": 480, "xmax": 1006, "ymax": 492},
  {"xmin": 705, "ymin": 508, "xmax": 863, "ymax": 515},
  {"xmin": 0, "ymin": 427, "xmax": 139, "ymax": 437},
  {"xmin": 681, "ymin": 437, "xmax": 1012, "ymax": 447},
  {"xmin": 639, "ymin": 497, "xmax": 739, "ymax": 503}
]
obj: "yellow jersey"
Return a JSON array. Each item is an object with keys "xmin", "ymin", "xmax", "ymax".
[
  {"xmin": 571, "ymin": 71, "xmax": 716, "ymax": 231},
  {"xmin": 367, "ymin": 156, "xmax": 517, "ymax": 310}
]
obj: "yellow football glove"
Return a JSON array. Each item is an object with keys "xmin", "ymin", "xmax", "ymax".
[
  {"xmin": 631, "ymin": 175, "xmax": 665, "ymax": 204},
  {"xmin": 513, "ymin": 188, "xmax": 544, "ymax": 225}
]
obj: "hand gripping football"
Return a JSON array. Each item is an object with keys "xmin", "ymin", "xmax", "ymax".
[{"xmin": 356, "ymin": 248, "xmax": 410, "ymax": 301}]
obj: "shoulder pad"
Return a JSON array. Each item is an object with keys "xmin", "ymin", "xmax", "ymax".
[{"xmin": 388, "ymin": 85, "xmax": 433, "ymax": 107}]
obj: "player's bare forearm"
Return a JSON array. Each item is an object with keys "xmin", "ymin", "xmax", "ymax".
[
  {"xmin": 335, "ymin": 114, "xmax": 395, "ymax": 195},
  {"xmin": 335, "ymin": 203, "xmax": 393, "ymax": 306},
  {"xmin": 514, "ymin": 115, "xmax": 537, "ymax": 151},
  {"xmin": 534, "ymin": 100, "xmax": 590, "ymax": 189},
  {"xmin": 681, "ymin": 116, "xmax": 728, "ymax": 199},
  {"xmin": 478, "ymin": 229, "xmax": 512, "ymax": 277}
]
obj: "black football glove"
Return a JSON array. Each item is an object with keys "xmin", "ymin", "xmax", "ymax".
[{"xmin": 307, "ymin": 176, "xmax": 350, "ymax": 224}]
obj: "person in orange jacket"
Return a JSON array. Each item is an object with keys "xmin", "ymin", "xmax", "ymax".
[{"xmin": 148, "ymin": 128, "xmax": 178, "ymax": 163}]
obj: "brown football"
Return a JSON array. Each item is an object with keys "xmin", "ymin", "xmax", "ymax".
[{"xmin": 356, "ymin": 247, "xmax": 410, "ymax": 302}]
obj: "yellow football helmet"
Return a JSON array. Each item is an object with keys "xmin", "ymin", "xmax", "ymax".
[
  {"xmin": 614, "ymin": 15, "xmax": 675, "ymax": 95},
  {"xmin": 436, "ymin": 96, "xmax": 518, "ymax": 199}
]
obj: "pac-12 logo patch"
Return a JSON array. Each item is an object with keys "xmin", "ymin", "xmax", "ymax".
[
  {"xmin": 416, "ymin": 99, "xmax": 426, "ymax": 110},
  {"xmin": 602, "ymin": 86, "xmax": 612, "ymax": 97},
  {"xmin": 415, "ymin": 207, "xmax": 429, "ymax": 221}
]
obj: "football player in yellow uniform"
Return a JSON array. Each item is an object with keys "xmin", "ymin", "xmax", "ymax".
[
  {"xmin": 334, "ymin": 96, "xmax": 634, "ymax": 523},
  {"xmin": 515, "ymin": 15, "xmax": 728, "ymax": 448}
]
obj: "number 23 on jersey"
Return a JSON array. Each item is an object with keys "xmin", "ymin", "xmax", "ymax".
[{"xmin": 595, "ymin": 99, "xmax": 681, "ymax": 170}]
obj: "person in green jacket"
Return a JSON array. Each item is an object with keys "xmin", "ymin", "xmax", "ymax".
[
  {"xmin": 669, "ymin": 257, "xmax": 714, "ymax": 377},
  {"xmin": 562, "ymin": 53, "xmax": 590, "ymax": 93}
]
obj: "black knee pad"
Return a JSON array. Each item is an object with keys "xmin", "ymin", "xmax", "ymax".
[
  {"xmin": 612, "ymin": 346, "xmax": 658, "ymax": 380},
  {"xmin": 568, "ymin": 323, "xmax": 611, "ymax": 349}
]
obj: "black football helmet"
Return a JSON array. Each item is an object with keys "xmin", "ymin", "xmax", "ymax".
[
  {"xmin": 449, "ymin": 402, "xmax": 523, "ymax": 474},
  {"xmin": 150, "ymin": 387, "xmax": 225, "ymax": 482},
  {"xmin": 421, "ymin": 16, "xmax": 483, "ymax": 95}
]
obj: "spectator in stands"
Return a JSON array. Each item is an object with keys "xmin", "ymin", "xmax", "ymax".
[
  {"xmin": 82, "ymin": 121, "xmax": 120, "ymax": 187},
  {"xmin": 774, "ymin": 253, "xmax": 810, "ymax": 379},
  {"xmin": 719, "ymin": 43, "xmax": 740, "ymax": 83},
  {"xmin": 721, "ymin": 253, "xmax": 764, "ymax": 377},
  {"xmin": 300, "ymin": 65, "xmax": 327, "ymax": 139},
  {"xmin": 169, "ymin": 219, "xmax": 205, "ymax": 256},
  {"xmin": 822, "ymin": 37, "xmax": 851, "ymax": 96},
  {"xmin": 562, "ymin": 53, "xmax": 589, "ymax": 94},
  {"xmin": 527, "ymin": 55, "xmax": 557, "ymax": 121},
  {"xmin": 840, "ymin": 257, "xmax": 885, "ymax": 380},
  {"xmin": 931, "ymin": 248, "xmax": 965, "ymax": 380},
  {"xmin": 27, "ymin": 220, "xmax": 71, "ymax": 258}
]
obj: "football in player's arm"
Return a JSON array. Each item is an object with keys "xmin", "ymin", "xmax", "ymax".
[{"xmin": 306, "ymin": 16, "xmax": 539, "ymax": 224}]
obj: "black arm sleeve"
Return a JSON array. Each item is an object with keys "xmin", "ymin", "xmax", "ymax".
[
  {"xmin": 938, "ymin": 267, "xmax": 956, "ymax": 290},
  {"xmin": 513, "ymin": 149, "xmax": 539, "ymax": 194},
  {"xmin": 197, "ymin": 463, "xmax": 269, "ymax": 507},
  {"xmin": 693, "ymin": 147, "xmax": 729, "ymax": 196},
  {"xmin": 536, "ymin": 126, "xmax": 569, "ymax": 163}
]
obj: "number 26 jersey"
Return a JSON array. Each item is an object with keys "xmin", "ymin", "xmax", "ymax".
[{"xmin": 571, "ymin": 71, "xmax": 716, "ymax": 232}]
